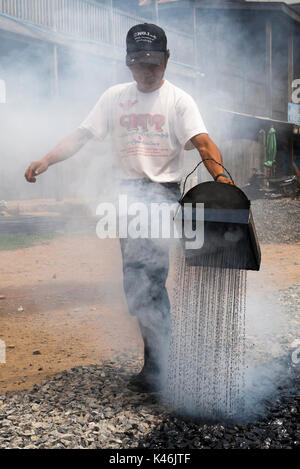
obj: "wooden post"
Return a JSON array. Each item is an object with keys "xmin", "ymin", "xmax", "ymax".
[
  {"xmin": 288, "ymin": 28, "xmax": 294, "ymax": 103},
  {"xmin": 193, "ymin": 5, "xmax": 201, "ymax": 184},
  {"xmin": 193, "ymin": 5, "xmax": 198, "ymax": 102},
  {"xmin": 52, "ymin": 44, "xmax": 63, "ymax": 201},
  {"xmin": 193, "ymin": 4, "xmax": 198, "ymax": 79},
  {"xmin": 289, "ymin": 28, "xmax": 295, "ymax": 176},
  {"xmin": 288, "ymin": 31, "xmax": 294, "ymax": 172},
  {"xmin": 154, "ymin": 0, "xmax": 159, "ymax": 24},
  {"xmin": 109, "ymin": 0, "xmax": 114, "ymax": 46},
  {"xmin": 193, "ymin": 5, "xmax": 197, "ymax": 63},
  {"xmin": 266, "ymin": 19, "xmax": 272, "ymax": 118},
  {"xmin": 109, "ymin": 0, "xmax": 118, "ymax": 85},
  {"xmin": 53, "ymin": 44, "xmax": 59, "ymax": 100}
]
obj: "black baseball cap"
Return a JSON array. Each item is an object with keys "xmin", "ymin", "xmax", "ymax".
[{"xmin": 126, "ymin": 23, "xmax": 169, "ymax": 66}]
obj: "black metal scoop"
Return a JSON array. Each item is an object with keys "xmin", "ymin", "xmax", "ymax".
[{"xmin": 180, "ymin": 181, "xmax": 261, "ymax": 270}]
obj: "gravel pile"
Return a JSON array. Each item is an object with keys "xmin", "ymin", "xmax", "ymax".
[
  {"xmin": 251, "ymin": 198, "xmax": 300, "ymax": 244},
  {"xmin": 0, "ymin": 356, "xmax": 299, "ymax": 449},
  {"xmin": 142, "ymin": 371, "xmax": 300, "ymax": 449},
  {"xmin": 0, "ymin": 357, "xmax": 159, "ymax": 450}
]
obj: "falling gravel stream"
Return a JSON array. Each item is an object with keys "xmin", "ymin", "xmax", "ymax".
[{"xmin": 166, "ymin": 245, "xmax": 247, "ymax": 421}]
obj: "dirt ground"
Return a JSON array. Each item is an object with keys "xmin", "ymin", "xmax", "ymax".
[
  {"xmin": 0, "ymin": 237, "xmax": 142, "ymax": 394},
  {"xmin": 0, "ymin": 233, "xmax": 299, "ymax": 394}
]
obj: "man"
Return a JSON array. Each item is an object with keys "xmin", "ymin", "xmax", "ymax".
[{"xmin": 25, "ymin": 23, "xmax": 233, "ymax": 393}]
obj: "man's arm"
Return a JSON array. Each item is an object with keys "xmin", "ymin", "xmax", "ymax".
[
  {"xmin": 24, "ymin": 127, "xmax": 93, "ymax": 183},
  {"xmin": 191, "ymin": 133, "xmax": 234, "ymax": 185}
]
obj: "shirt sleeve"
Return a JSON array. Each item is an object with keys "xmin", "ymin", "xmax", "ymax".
[
  {"xmin": 78, "ymin": 88, "xmax": 111, "ymax": 140},
  {"xmin": 174, "ymin": 92, "xmax": 208, "ymax": 146}
]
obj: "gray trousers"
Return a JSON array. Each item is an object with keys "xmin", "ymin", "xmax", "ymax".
[{"xmin": 119, "ymin": 180, "xmax": 180, "ymax": 373}]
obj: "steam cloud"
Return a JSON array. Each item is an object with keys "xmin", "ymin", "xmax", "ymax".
[{"xmin": 0, "ymin": 2, "xmax": 295, "ymax": 422}]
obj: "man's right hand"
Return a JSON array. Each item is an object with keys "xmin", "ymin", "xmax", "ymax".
[{"xmin": 24, "ymin": 159, "xmax": 49, "ymax": 183}]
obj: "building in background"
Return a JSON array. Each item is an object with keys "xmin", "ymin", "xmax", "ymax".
[
  {"xmin": 0, "ymin": 0, "xmax": 300, "ymax": 199},
  {"xmin": 137, "ymin": 0, "xmax": 300, "ymax": 180}
]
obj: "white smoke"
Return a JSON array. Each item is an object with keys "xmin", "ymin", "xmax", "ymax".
[{"xmin": 0, "ymin": 3, "xmax": 296, "ymax": 425}]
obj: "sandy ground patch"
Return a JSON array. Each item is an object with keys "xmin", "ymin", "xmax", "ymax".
[{"xmin": 0, "ymin": 236, "xmax": 299, "ymax": 393}]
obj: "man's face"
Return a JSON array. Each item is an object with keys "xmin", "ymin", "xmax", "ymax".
[{"xmin": 128, "ymin": 60, "xmax": 167, "ymax": 92}]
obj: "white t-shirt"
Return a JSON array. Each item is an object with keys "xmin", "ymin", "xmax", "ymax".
[{"xmin": 79, "ymin": 79, "xmax": 207, "ymax": 183}]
